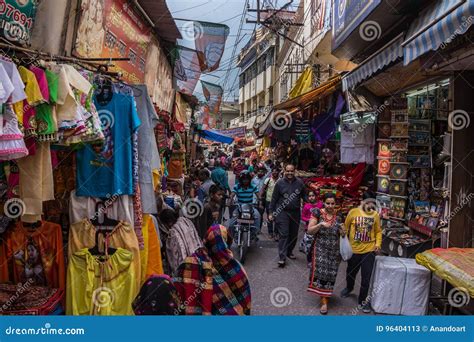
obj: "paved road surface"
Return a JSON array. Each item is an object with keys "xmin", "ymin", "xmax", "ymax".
[{"xmin": 226, "ymin": 171, "xmax": 369, "ymax": 316}]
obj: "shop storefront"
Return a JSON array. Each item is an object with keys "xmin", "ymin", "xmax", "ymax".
[
  {"xmin": 339, "ymin": 0, "xmax": 474, "ymax": 314},
  {"xmin": 0, "ymin": 0, "xmax": 192, "ymax": 315}
]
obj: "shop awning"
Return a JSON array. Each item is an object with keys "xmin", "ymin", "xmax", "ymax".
[
  {"xmin": 403, "ymin": 0, "xmax": 474, "ymax": 65},
  {"xmin": 255, "ymin": 107, "xmax": 299, "ymax": 137},
  {"xmin": 342, "ymin": 34, "xmax": 404, "ymax": 91},
  {"xmin": 273, "ymin": 75, "xmax": 342, "ymax": 112},
  {"xmin": 136, "ymin": 1, "xmax": 182, "ymax": 42},
  {"xmin": 198, "ymin": 129, "xmax": 234, "ymax": 144}
]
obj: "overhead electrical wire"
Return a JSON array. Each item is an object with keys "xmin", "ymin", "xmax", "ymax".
[
  {"xmin": 221, "ymin": 0, "xmax": 250, "ymax": 98},
  {"xmin": 170, "ymin": 0, "xmax": 213, "ymax": 14}
]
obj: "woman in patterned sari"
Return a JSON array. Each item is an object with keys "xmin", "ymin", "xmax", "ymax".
[{"xmin": 307, "ymin": 193, "xmax": 344, "ymax": 314}]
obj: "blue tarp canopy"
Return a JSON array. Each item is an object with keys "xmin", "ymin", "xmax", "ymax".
[{"xmin": 199, "ymin": 129, "xmax": 234, "ymax": 144}]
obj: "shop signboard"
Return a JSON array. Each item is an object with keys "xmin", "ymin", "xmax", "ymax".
[
  {"xmin": 73, "ymin": 0, "xmax": 152, "ymax": 84},
  {"xmin": 216, "ymin": 126, "xmax": 246, "ymax": 139},
  {"xmin": 0, "ymin": 0, "xmax": 38, "ymax": 45},
  {"xmin": 332, "ymin": 0, "xmax": 381, "ymax": 51}
]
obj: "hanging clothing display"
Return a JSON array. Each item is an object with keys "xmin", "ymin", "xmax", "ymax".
[
  {"xmin": 51, "ymin": 64, "xmax": 92, "ymax": 125},
  {"xmin": 134, "ymin": 84, "xmax": 160, "ymax": 214},
  {"xmin": 0, "ymin": 221, "xmax": 65, "ymax": 291},
  {"xmin": 295, "ymin": 119, "xmax": 311, "ymax": 143},
  {"xmin": 17, "ymin": 141, "xmax": 55, "ymax": 222},
  {"xmin": 67, "ymin": 219, "xmax": 141, "ymax": 293},
  {"xmin": 69, "ymin": 190, "xmax": 134, "ymax": 225},
  {"xmin": 66, "ymin": 248, "xmax": 137, "ymax": 315},
  {"xmin": 76, "ymin": 92, "xmax": 141, "ymax": 197},
  {"xmin": 340, "ymin": 123, "xmax": 375, "ymax": 164},
  {"xmin": 0, "ymin": 104, "xmax": 28, "ymax": 160},
  {"xmin": 139, "ymin": 214, "xmax": 164, "ymax": 283},
  {"xmin": 0, "ymin": 59, "xmax": 27, "ymax": 104},
  {"xmin": 0, "ymin": 53, "xmax": 176, "ymax": 317}
]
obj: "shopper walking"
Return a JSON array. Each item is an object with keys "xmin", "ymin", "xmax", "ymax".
[
  {"xmin": 211, "ymin": 161, "xmax": 230, "ymax": 221},
  {"xmin": 211, "ymin": 161, "xmax": 230, "ymax": 193},
  {"xmin": 269, "ymin": 164, "xmax": 305, "ymax": 267},
  {"xmin": 307, "ymin": 193, "xmax": 343, "ymax": 314},
  {"xmin": 196, "ymin": 169, "xmax": 215, "ymax": 203},
  {"xmin": 299, "ymin": 190, "xmax": 323, "ymax": 258},
  {"xmin": 341, "ymin": 191, "xmax": 382, "ymax": 313},
  {"xmin": 259, "ymin": 167, "xmax": 280, "ymax": 240}
]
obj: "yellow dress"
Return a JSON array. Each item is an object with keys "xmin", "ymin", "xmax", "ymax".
[
  {"xmin": 139, "ymin": 214, "xmax": 164, "ymax": 284},
  {"xmin": 68, "ymin": 219, "xmax": 141, "ymax": 293},
  {"xmin": 13, "ymin": 66, "xmax": 44, "ymax": 123},
  {"xmin": 66, "ymin": 248, "xmax": 137, "ymax": 315}
]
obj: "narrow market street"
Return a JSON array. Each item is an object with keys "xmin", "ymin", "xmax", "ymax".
[
  {"xmin": 227, "ymin": 173, "xmax": 367, "ymax": 316},
  {"xmin": 0, "ymin": 0, "xmax": 472, "ymax": 327}
]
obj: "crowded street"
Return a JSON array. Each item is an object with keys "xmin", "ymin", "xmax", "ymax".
[
  {"xmin": 225, "ymin": 172, "xmax": 368, "ymax": 316},
  {"xmin": 0, "ymin": 0, "xmax": 472, "ymax": 321}
]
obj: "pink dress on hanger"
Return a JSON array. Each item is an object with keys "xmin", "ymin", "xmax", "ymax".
[{"xmin": 0, "ymin": 104, "xmax": 28, "ymax": 160}]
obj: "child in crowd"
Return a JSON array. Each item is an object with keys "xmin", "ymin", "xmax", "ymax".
[
  {"xmin": 300, "ymin": 190, "xmax": 323, "ymax": 266},
  {"xmin": 199, "ymin": 185, "xmax": 225, "ymax": 239}
]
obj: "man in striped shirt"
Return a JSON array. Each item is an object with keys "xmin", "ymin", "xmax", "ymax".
[{"xmin": 229, "ymin": 171, "xmax": 262, "ymax": 236}]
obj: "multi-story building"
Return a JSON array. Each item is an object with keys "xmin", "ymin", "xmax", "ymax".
[
  {"xmin": 220, "ymin": 101, "xmax": 240, "ymax": 129},
  {"xmin": 277, "ymin": 0, "xmax": 355, "ymax": 104},
  {"xmin": 237, "ymin": 27, "xmax": 279, "ymax": 128}
]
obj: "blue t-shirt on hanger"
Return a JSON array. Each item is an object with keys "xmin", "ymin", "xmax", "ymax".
[{"xmin": 76, "ymin": 92, "xmax": 141, "ymax": 197}]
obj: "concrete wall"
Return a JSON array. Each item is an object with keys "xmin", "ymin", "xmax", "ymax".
[
  {"xmin": 30, "ymin": 0, "xmax": 71, "ymax": 54},
  {"xmin": 28, "ymin": 0, "xmax": 174, "ymax": 111}
]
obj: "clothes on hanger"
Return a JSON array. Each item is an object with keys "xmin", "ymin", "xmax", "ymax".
[
  {"xmin": 0, "ymin": 220, "xmax": 65, "ymax": 292},
  {"xmin": 75, "ymin": 91, "xmax": 141, "ymax": 197},
  {"xmin": 66, "ymin": 247, "xmax": 137, "ymax": 315}
]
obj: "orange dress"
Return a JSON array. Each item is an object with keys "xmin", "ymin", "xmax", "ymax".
[{"xmin": 0, "ymin": 221, "xmax": 66, "ymax": 292}]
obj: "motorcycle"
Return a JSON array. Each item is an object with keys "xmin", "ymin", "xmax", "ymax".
[{"xmin": 232, "ymin": 203, "xmax": 257, "ymax": 264}]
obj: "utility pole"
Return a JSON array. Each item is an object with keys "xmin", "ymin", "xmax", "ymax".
[{"xmin": 246, "ymin": 0, "xmax": 304, "ymax": 48}]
